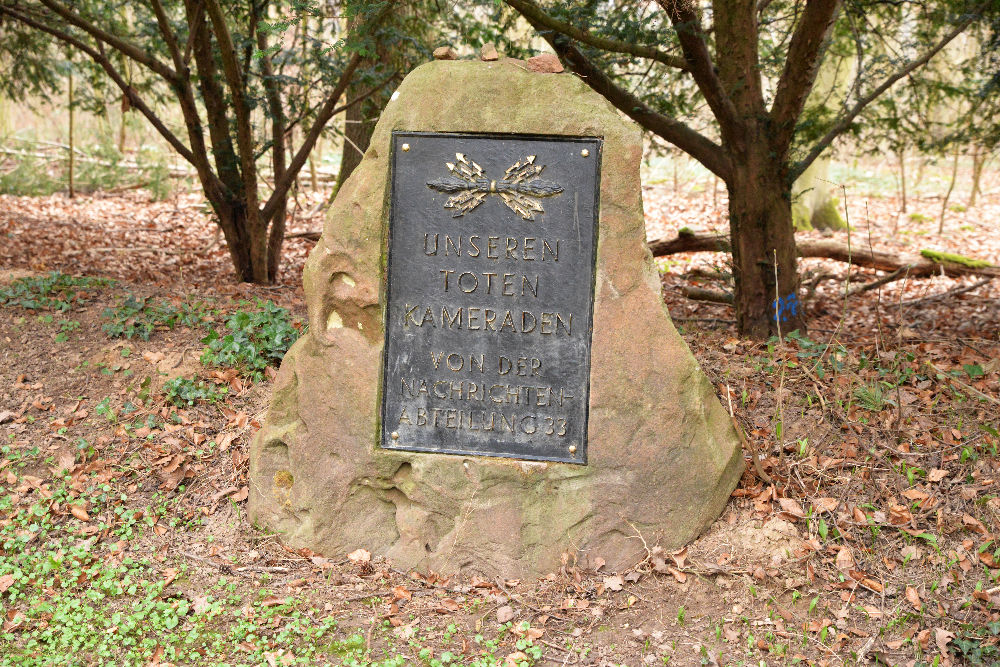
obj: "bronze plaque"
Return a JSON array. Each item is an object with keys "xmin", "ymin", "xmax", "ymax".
[{"xmin": 380, "ymin": 132, "xmax": 601, "ymax": 464}]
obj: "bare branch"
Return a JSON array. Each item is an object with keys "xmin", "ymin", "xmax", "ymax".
[
  {"xmin": 257, "ymin": 24, "xmax": 288, "ymax": 280},
  {"xmin": 255, "ymin": 71, "xmax": 398, "ymax": 162},
  {"xmin": 182, "ymin": 0, "xmax": 206, "ymax": 65},
  {"xmin": 790, "ymin": 9, "xmax": 979, "ymax": 181},
  {"xmin": 503, "ymin": 0, "xmax": 689, "ymax": 71},
  {"xmin": 183, "ymin": 0, "xmax": 241, "ymax": 195},
  {"xmin": 148, "ymin": 0, "xmax": 187, "ymax": 74}
]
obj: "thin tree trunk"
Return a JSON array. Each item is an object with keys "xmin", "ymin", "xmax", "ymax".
[
  {"xmin": 969, "ymin": 145, "xmax": 984, "ymax": 207},
  {"xmin": 897, "ymin": 145, "xmax": 907, "ymax": 215},
  {"xmin": 308, "ymin": 137, "xmax": 319, "ymax": 191},
  {"xmin": 118, "ymin": 111, "xmax": 127, "ymax": 154},
  {"xmin": 337, "ymin": 95, "xmax": 373, "ymax": 185},
  {"xmin": 67, "ymin": 67, "xmax": 75, "ymax": 198},
  {"xmin": 938, "ymin": 147, "xmax": 960, "ymax": 234}
]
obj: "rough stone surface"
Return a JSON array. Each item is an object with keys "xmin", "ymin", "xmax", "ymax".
[
  {"xmin": 432, "ymin": 46, "xmax": 457, "ymax": 61},
  {"xmin": 480, "ymin": 43, "xmax": 499, "ymax": 61},
  {"xmin": 526, "ymin": 53, "xmax": 564, "ymax": 73},
  {"xmin": 249, "ymin": 60, "xmax": 743, "ymax": 579}
]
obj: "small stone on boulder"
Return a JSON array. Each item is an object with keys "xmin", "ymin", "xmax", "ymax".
[
  {"xmin": 526, "ymin": 53, "xmax": 563, "ymax": 73},
  {"xmin": 480, "ymin": 43, "xmax": 499, "ymax": 61},
  {"xmin": 432, "ymin": 46, "xmax": 457, "ymax": 61}
]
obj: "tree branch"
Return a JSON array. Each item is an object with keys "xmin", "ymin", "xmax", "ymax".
[
  {"xmin": 183, "ymin": 0, "xmax": 241, "ymax": 195},
  {"xmin": 254, "ymin": 71, "xmax": 398, "ymax": 162},
  {"xmin": 37, "ymin": 0, "xmax": 178, "ymax": 83},
  {"xmin": 655, "ymin": 0, "xmax": 743, "ymax": 148},
  {"xmin": 503, "ymin": 0, "xmax": 689, "ymax": 71},
  {"xmin": 204, "ymin": 0, "xmax": 261, "ymax": 228},
  {"xmin": 147, "ymin": 0, "xmax": 226, "ymax": 203},
  {"xmin": 769, "ymin": 0, "xmax": 841, "ymax": 157},
  {"xmin": 261, "ymin": 51, "xmax": 363, "ymax": 222},
  {"xmin": 790, "ymin": 9, "xmax": 979, "ymax": 181},
  {"xmin": 0, "ymin": 6, "xmax": 215, "ymax": 187},
  {"xmin": 182, "ymin": 0, "xmax": 206, "ymax": 65},
  {"xmin": 648, "ymin": 230, "xmax": 1000, "ymax": 280},
  {"xmin": 149, "ymin": 0, "xmax": 187, "ymax": 74},
  {"xmin": 541, "ymin": 35, "xmax": 733, "ymax": 181},
  {"xmin": 257, "ymin": 24, "xmax": 288, "ymax": 280}
]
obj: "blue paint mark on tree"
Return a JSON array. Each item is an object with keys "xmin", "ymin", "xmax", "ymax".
[{"xmin": 772, "ymin": 293, "xmax": 800, "ymax": 322}]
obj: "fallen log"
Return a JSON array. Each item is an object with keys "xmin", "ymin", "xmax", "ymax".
[
  {"xmin": 681, "ymin": 286, "xmax": 733, "ymax": 304},
  {"xmin": 649, "ymin": 230, "xmax": 1000, "ymax": 280}
]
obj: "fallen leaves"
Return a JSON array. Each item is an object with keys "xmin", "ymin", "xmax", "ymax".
[
  {"xmin": 436, "ymin": 598, "xmax": 460, "ymax": 613},
  {"xmin": 602, "ymin": 574, "xmax": 624, "ymax": 592},
  {"xmin": 905, "ymin": 585, "xmax": 923, "ymax": 610},
  {"xmin": 927, "ymin": 468, "xmax": 949, "ymax": 482},
  {"xmin": 347, "ymin": 548, "xmax": 371, "ymax": 563},
  {"xmin": 496, "ymin": 605, "xmax": 515, "ymax": 623}
]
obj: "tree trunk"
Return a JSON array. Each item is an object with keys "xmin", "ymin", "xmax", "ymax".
[
  {"xmin": 212, "ymin": 199, "xmax": 275, "ymax": 283},
  {"xmin": 67, "ymin": 67, "xmax": 75, "ymax": 198},
  {"xmin": 938, "ymin": 146, "xmax": 960, "ymax": 234},
  {"xmin": 336, "ymin": 92, "xmax": 376, "ymax": 185},
  {"xmin": 728, "ymin": 154, "xmax": 804, "ymax": 338}
]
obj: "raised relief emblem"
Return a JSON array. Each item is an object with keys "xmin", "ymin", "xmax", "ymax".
[{"xmin": 426, "ymin": 153, "xmax": 564, "ymax": 220}]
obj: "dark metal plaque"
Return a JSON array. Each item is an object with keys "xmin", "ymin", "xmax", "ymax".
[{"xmin": 380, "ymin": 132, "xmax": 601, "ymax": 464}]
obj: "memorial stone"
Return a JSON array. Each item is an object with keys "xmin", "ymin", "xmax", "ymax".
[{"xmin": 250, "ymin": 59, "xmax": 743, "ymax": 577}]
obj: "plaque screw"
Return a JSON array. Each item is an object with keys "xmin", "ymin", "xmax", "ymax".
[
  {"xmin": 580, "ymin": 149, "xmax": 589, "ymax": 157},
  {"xmin": 569, "ymin": 445, "xmax": 577, "ymax": 454},
  {"xmin": 401, "ymin": 143, "xmax": 410, "ymax": 152},
  {"xmin": 391, "ymin": 431, "xmax": 400, "ymax": 440}
]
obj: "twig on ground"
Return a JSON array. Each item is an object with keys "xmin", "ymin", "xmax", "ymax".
[
  {"xmin": 901, "ymin": 277, "xmax": 994, "ymax": 307},
  {"xmin": 927, "ymin": 361, "xmax": 1000, "ymax": 405},
  {"xmin": 846, "ymin": 266, "xmax": 910, "ymax": 297}
]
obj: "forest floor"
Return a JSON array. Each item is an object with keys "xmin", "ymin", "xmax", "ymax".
[{"xmin": 0, "ymin": 167, "xmax": 999, "ymax": 666}]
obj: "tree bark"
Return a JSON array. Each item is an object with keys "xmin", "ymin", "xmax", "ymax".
[
  {"xmin": 336, "ymin": 92, "xmax": 375, "ymax": 186},
  {"xmin": 727, "ymin": 139, "xmax": 805, "ymax": 336}
]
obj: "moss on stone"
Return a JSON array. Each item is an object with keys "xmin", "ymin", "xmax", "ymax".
[
  {"xmin": 792, "ymin": 202, "xmax": 812, "ymax": 231},
  {"xmin": 811, "ymin": 197, "xmax": 847, "ymax": 231},
  {"xmin": 920, "ymin": 249, "xmax": 993, "ymax": 268},
  {"xmin": 274, "ymin": 470, "xmax": 294, "ymax": 488}
]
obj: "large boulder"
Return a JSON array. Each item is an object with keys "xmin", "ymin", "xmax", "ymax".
[{"xmin": 249, "ymin": 60, "xmax": 743, "ymax": 578}]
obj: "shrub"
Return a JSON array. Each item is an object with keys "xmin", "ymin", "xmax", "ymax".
[
  {"xmin": 200, "ymin": 300, "xmax": 301, "ymax": 380},
  {"xmin": 0, "ymin": 272, "xmax": 111, "ymax": 311},
  {"xmin": 163, "ymin": 377, "xmax": 228, "ymax": 406}
]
